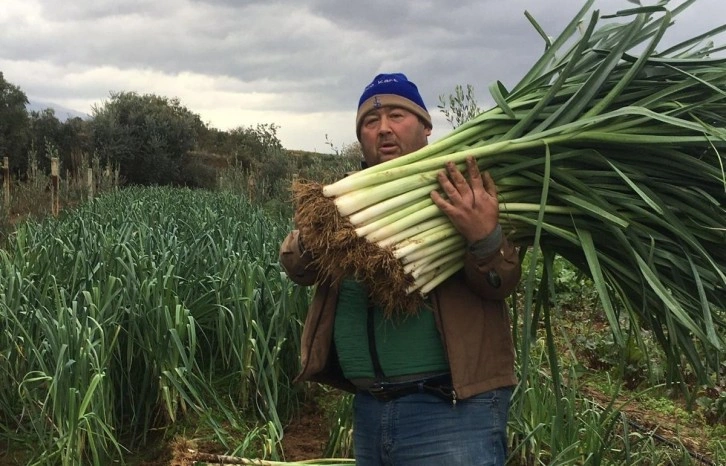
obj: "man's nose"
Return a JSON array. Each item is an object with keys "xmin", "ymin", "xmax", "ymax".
[{"xmin": 378, "ymin": 115, "xmax": 392, "ymax": 133}]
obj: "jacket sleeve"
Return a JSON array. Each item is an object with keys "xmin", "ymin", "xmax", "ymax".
[
  {"xmin": 462, "ymin": 224, "xmax": 521, "ymax": 300},
  {"xmin": 279, "ymin": 230, "xmax": 319, "ymax": 286}
]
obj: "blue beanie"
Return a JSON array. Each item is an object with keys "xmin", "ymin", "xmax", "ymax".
[{"xmin": 356, "ymin": 73, "xmax": 432, "ymax": 139}]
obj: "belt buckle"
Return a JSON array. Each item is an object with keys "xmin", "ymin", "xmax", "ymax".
[
  {"xmin": 367, "ymin": 382, "xmax": 399, "ymax": 401},
  {"xmin": 368, "ymin": 383, "xmax": 385, "ymax": 396}
]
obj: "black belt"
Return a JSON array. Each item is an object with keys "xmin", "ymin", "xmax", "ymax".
[{"xmin": 363, "ymin": 374, "xmax": 455, "ymax": 402}]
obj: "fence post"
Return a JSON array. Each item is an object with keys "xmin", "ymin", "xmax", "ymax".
[
  {"xmin": 247, "ymin": 175, "xmax": 256, "ymax": 202},
  {"xmin": 3, "ymin": 157, "xmax": 9, "ymax": 210},
  {"xmin": 87, "ymin": 167, "xmax": 94, "ymax": 201},
  {"xmin": 51, "ymin": 157, "xmax": 59, "ymax": 216}
]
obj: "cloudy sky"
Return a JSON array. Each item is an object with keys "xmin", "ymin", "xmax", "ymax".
[{"xmin": 1, "ymin": 0, "xmax": 723, "ymax": 152}]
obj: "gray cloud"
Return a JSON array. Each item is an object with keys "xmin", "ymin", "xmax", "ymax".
[{"xmin": 1, "ymin": 0, "xmax": 723, "ymax": 150}]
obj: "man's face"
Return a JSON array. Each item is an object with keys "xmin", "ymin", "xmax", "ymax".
[{"xmin": 359, "ymin": 106, "xmax": 431, "ymax": 167}]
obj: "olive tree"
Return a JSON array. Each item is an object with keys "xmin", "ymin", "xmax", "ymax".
[
  {"xmin": 437, "ymin": 83, "xmax": 481, "ymax": 129},
  {"xmin": 91, "ymin": 92, "xmax": 205, "ymax": 185}
]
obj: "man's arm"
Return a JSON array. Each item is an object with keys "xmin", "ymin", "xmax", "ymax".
[{"xmin": 463, "ymin": 227, "xmax": 521, "ymax": 300}]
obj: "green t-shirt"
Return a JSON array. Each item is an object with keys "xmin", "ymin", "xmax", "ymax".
[{"xmin": 333, "ymin": 278, "xmax": 449, "ymax": 380}]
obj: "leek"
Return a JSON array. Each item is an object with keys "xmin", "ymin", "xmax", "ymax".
[{"xmin": 292, "ymin": 0, "xmax": 726, "ymax": 379}]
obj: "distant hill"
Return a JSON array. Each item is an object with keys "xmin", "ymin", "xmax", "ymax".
[{"xmin": 25, "ymin": 100, "xmax": 90, "ymax": 121}]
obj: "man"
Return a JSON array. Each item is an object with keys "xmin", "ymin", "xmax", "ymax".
[{"xmin": 279, "ymin": 73, "xmax": 521, "ymax": 466}]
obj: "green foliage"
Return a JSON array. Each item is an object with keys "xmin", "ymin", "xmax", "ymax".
[
  {"xmin": 0, "ymin": 72, "xmax": 30, "ymax": 169},
  {"xmin": 508, "ymin": 335, "xmax": 726, "ymax": 466},
  {"xmin": 293, "ymin": 149, "xmax": 360, "ymax": 185},
  {"xmin": 25, "ymin": 109, "xmax": 61, "ymax": 174},
  {"xmin": 437, "ymin": 83, "xmax": 481, "ymax": 128},
  {"xmin": 0, "ymin": 187, "xmax": 314, "ymax": 464},
  {"xmin": 20, "ymin": 109, "xmax": 93, "ymax": 181},
  {"xmin": 697, "ymin": 383, "xmax": 726, "ymax": 425},
  {"xmin": 216, "ymin": 123, "xmax": 297, "ymax": 202},
  {"xmin": 178, "ymin": 153, "xmax": 219, "ymax": 190},
  {"xmin": 216, "ymin": 134, "xmax": 359, "ymax": 217},
  {"xmin": 319, "ymin": 389, "xmax": 353, "ymax": 459},
  {"xmin": 90, "ymin": 92, "xmax": 205, "ymax": 185}
]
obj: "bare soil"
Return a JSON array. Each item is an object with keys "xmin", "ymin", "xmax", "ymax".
[{"xmin": 280, "ymin": 402, "xmax": 330, "ymax": 461}]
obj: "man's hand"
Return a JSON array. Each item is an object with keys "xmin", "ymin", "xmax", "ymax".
[{"xmin": 430, "ymin": 156, "xmax": 499, "ymax": 243}]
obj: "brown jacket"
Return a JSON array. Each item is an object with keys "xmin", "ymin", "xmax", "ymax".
[{"xmin": 279, "ymin": 228, "xmax": 521, "ymax": 400}]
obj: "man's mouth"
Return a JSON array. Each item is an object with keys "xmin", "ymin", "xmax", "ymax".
[{"xmin": 379, "ymin": 142, "xmax": 399, "ymax": 155}]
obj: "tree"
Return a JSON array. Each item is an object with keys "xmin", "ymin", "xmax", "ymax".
[
  {"xmin": 90, "ymin": 92, "xmax": 205, "ymax": 185},
  {"xmin": 26, "ymin": 108, "xmax": 62, "ymax": 173},
  {"xmin": 228, "ymin": 123, "xmax": 290, "ymax": 201},
  {"xmin": 59, "ymin": 116, "xmax": 93, "ymax": 175},
  {"xmin": 0, "ymin": 72, "xmax": 30, "ymax": 173},
  {"xmin": 23, "ymin": 110, "xmax": 93, "ymax": 178},
  {"xmin": 437, "ymin": 84, "xmax": 481, "ymax": 129},
  {"xmin": 225, "ymin": 123, "xmax": 283, "ymax": 167}
]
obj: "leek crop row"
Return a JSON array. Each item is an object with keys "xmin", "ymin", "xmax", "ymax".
[{"xmin": 0, "ymin": 187, "xmax": 307, "ymax": 463}]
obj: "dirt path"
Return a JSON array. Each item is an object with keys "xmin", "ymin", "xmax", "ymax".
[
  {"xmin": 281, "ymin": 403, "xmax": 330, "ymax": 461},
  {"xmin": 579, "ymin": 385, "xmax": 718, "ymax": 465}
]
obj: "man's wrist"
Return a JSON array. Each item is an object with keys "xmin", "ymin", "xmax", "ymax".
[{"xmin": 467, "ymin": 224, "xmax": 503, "ymax": 258}]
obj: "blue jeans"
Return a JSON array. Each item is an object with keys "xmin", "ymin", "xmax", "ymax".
[{"xmin": 353, "ymin": 386, "xmax": 512, "ymax": 466}]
